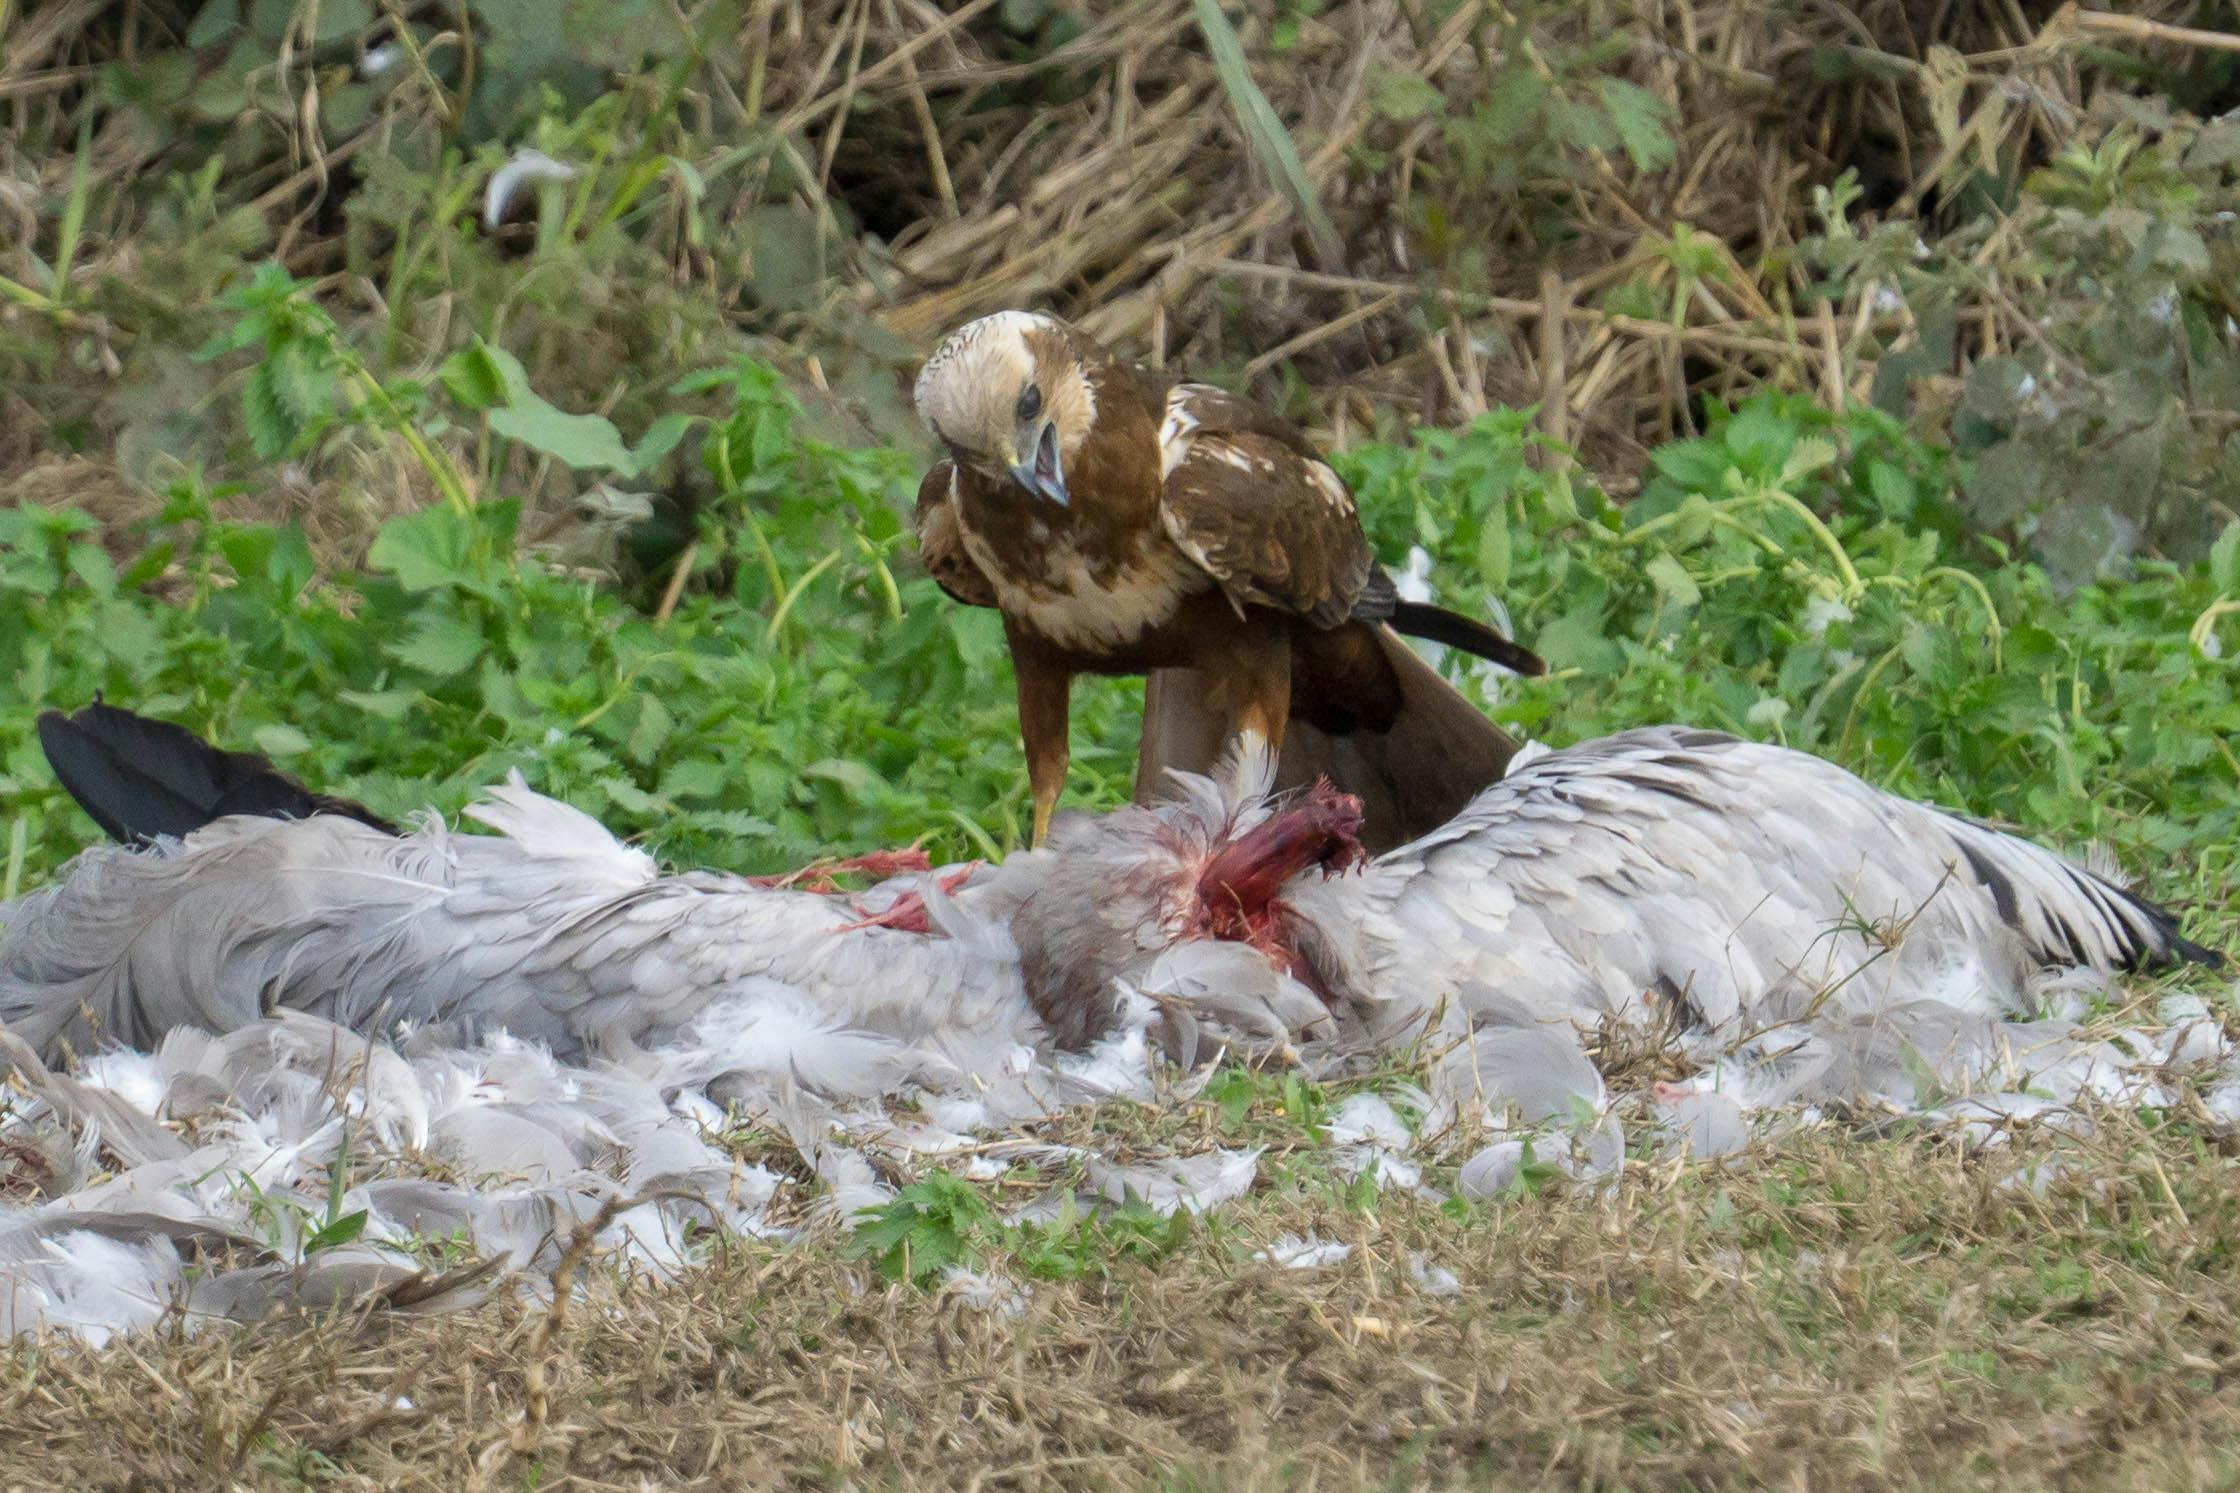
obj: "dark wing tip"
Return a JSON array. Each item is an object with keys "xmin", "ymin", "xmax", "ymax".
[
  {"xmin": 1382, "ymin": 600, "xmax": 1547, "ymax": 677},
  {"xmin": 36, "ymin": 700, "xmax": 397, "ymax": 843}
]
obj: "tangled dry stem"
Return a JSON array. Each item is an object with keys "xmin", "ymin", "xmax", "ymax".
[{"xmin": 4, "ymin": 0, "xmax": 2232, "ymax": 503}]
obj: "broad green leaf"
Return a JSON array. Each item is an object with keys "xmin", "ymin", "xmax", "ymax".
[
  {"xmin": 1665, "ymin": 495, "xmax": 1716, "ymax": 548},
  {"xmin": 305, "ymin": 0, "xmax": 372, "ymax": 43},
  {"xmin": 1644, "ymin": 552, "xmax": 1702, "ymax": 608},
  {"xmin": 633, "ymin": 412, "xmax": 696, "ymax": 470},
  {"xmin": 268, "ymin": 338, "xmax": 335, "ymax": 427},
  {"xmin": 2210, "ymin": 520, "xmax": 2240, "ymax": 595},
  {"xmin": 1370, "ymin": 70, "xmax": 1443, "ymax": 122},
  {"xmin": 601, "ymin": 776, "xmax": 662, "ymax": 816},
  {"xmin": 242, "ymin": 362, "xmax": 297, "ymax": 458},
  {"xmin": 2148, "ymin": 223, "xmax": 2210, "ymax": 276},
  {"xmin": 1780, "ymin": 436, "xmax": 1838, "ymax": 486},
  {"xmin": 187, "ymin": 0, "xmax": 244, "ymax": 47},
  {"xmin": 1865, "ymin": 461, "xmax": 1918, "ymax": 518},
  {"xmin": 1723, "ymin": 402, "xmax": 1795, "ymax": 475},
  {"xmin": 252, "ymin": 723, "xmax": 313, "ymax": 757},
  {"xmin": 337, "ymin": 688, "xmax": 416, "ymax": 721},
  {"xmin": 387, "ymin": 611, "xmax": 485, "ymax": 676},
  {"xmin": 368, "ymin": 506, "xmax": 478, "ymax": 591},
  {"xmin": 659, "ymin": 758, "xmax": 727, "ymax": 801},
  {"xmin": 1475, "ymin": 512, "xmax": 1512, "ymax": 590},
  {"xmin": 1647, "ymin": 439, "xmax": 1730, "ymax": 492},
  {"xmin": 438, "ymin": 339, "xmax": 534, "ymax": 412},
  {"xmin": 804, "ymin": 758, "xmax": 885, "ymax": 800},
  {"xmin": 303, "ymin": 1209, "xmax": 368, "ymax": 1253},
  {"xmin": 489, "ymin": 398, "xmax": 637, "ymax": 473},
  {"xmin": 66, "ymin": 545, "xmax": 116, "ymax": 598},
  {"xmin": 629, "ymin": 694, "xmax": 674, "ymax": 763}
]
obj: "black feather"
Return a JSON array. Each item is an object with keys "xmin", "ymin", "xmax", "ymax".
[{"xmin": 35, "ymin": 702, "xmax": 397, "ymax": 845}]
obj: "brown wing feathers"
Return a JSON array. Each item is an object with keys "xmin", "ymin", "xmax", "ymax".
[
  {"xmin": 913, "ymin": 461, "xmax": 999, "ymax": 609},
  {"xmin": 912, "ymin": 312, "xmax": 1544, "ymax": 847},
  {"xmin": 1158, "ymin": 383, "xmax": 1543, "ymax": 676}
]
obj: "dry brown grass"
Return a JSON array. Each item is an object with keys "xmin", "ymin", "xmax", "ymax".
[
  {"xmin": 9, "ymin": 1110, "xmax": 2240, "ymax": 1491},
  {"xmin": 8, "ymin": 0, "xmax": 2238, "ymax": 505}
]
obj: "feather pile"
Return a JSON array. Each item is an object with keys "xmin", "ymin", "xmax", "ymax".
[{"xmin": 2, "ymin": 741, "xmax": 2231, "ymax": 1345}]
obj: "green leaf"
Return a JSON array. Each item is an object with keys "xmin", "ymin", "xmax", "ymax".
[
  {"xmin": 804, "ymin": 758, "xmax": 886, "ymax": 800},
  {"xmin": 632, "ymin": 412, "xmax": 696, "ymax": 470},
  {"xmin": 628, "ymin": 694, "xmax": 674, "ymax": 763},
  {"xmin": 1900, "ymin": 621, "xmax": 1963, "ymax": 690},
  {"xmin": 2188, "ymin": 116, "xmax": 2240, "ymax": 171},
  {"xmin": 1780, "ymin": 436, "xmax": 1838, "ymax": 486},
  {"xmin": 1370, "ymin": 69, "xmax": 1444, "ymax": 122},
  {"xmin": 658, "ymin": 758, "xmax": 726, "ymax": 802},
  {"xmin": 1723, "ymin": 402, "xmax": 1795, "ymax": 475},
  {"xmin": 337, "ymin": 688, "xmax": 416, "ymax": 721},
  {"xmin": 305, "ymin": 0, "xmax": 372, "ymax": 43},
  {"xmin": 303, "ymin": 1209, "xmax": 368, "ymax": 1253},
  {"xmin": 2211, "ymin": 520, "xmax": 2240, "ymax": 595},
  {"xmin": 221, "ymin": 524, "xmax": 314, "ymax": 597},
  {"xmin": 386, "ymin": 611, "xmax": 485, "ymax": 676},
  {"xmin": 2148, "ymin": 223, "xmax": 2210, "ymax": 276},
  {"xmin": 242, "ymin": 362, "xmax": 298, "ymax": 459},
  {"xmin": 66, "ymin": 545, "xmax": 117, "ymax": 597},
  {"xmin": 187, "ymin": 0, "xmax": 244, "ymax": 47},
  {"xmin": 1665, "ymin": 494, "xmax": 1716, "ymax": 548},
  {"xmin": 489, "ymin": 397, "xmax": 637, "ymax": 473},
  {"xmin": 1865, "ymin": 461, "xmax": 1918, "ymax": 518},
  {"xmin": 252, "ymin": 723, "xmax": 313, "ymax": 757},
  {"xmin": 601, "ymin": 777, "xmax": 662, "ymax": 816},
  {"xmin": 438, "ymin": 339, "xmax": 534, "ymax": 412},
  {"xmin": 1647, "ymin": 439, "xmax": 1731, "ymax": 492},
  {"xmin": 1644, "ymin": 551, "xmax": 1702, "ymax": 608},
  {"xmin": 1593, "ymin": 78, "xmax": 1676, "ymax": 172},
  {"xmin": 368, "ymin": 507, "xmax": 477, "ymax": 591},
  {"xmin": 1474, "ymin": 512, "xmax": 1512, "ymax": 590}
]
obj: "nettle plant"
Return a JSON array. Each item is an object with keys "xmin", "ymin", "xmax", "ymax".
[{"xmin": 1332, "ymin": 394, "xmax": 2240, "ymax": 879}]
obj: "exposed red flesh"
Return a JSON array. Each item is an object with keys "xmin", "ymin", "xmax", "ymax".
[
  {"xmin": 1195, "ymin": 781, "xmax": 1365, "ymax": 932},
  {"xmin": 1190, "ymin": 780, "xmax": 1366, "ymax": 975}
]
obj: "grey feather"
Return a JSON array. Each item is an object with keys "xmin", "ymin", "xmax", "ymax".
[{"xmin": 0, "ymin": 782, "xmax": 1038, "ymax": 1075}]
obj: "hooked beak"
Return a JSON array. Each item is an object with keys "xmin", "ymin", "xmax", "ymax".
[{"xmin": 1008, "ymin": 422, "xmax": 1069, "ymax": 507}]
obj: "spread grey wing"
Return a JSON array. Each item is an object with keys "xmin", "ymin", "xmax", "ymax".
[
  {"xmin": 0, "ymin": 787, "xmax": 1022, "ymax": 1064},
  {"xmin": 1352, "ymin": 727, "xmax": 2208, "ymax": 1037}
]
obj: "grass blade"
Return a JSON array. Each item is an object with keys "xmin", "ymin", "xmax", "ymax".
[
  {"xmin": 1192, "ymin": 0, "xmax": 1339, "ymax": 260},
  {"xmin": 50, "ymin": 117, "xmax": 95, "ymax": 306}
]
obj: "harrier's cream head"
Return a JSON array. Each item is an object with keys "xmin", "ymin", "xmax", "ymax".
[{"xmin": 914, "ymin": 310, "xmax": 1097, "ymax": 508}]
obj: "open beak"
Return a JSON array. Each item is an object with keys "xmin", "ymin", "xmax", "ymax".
[{"xmin": 1009, "ymin": 422, "xmax": 1069, "ymax": 507}]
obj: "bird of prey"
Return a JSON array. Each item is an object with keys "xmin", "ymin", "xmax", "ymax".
[{"xmin": 910, "ymin": 310, "xmax": 1547, "ymax": 851}]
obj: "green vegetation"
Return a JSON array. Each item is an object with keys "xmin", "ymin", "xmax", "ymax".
[
  {"xmin": 7, "ymin": 331, "xmax": 2235, "ymax": 950},
  {"xmin": 7, "ymin": 1, "xmax": 2240, "ymax": 1486}
]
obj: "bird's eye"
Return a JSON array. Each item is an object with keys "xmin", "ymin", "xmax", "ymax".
[{"xmin": 1016, "ymin": 385, "xmax": 1044, "ymax": 423}]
